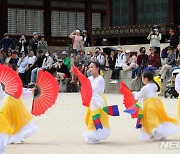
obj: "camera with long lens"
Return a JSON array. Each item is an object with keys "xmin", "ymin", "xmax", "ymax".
[{"xmin": 151, "ymin": 25, "xmax": 159, "ymax": 35}]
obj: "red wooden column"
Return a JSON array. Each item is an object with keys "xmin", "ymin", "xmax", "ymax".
[
  {"xmin": 168, "ymin": 0, "xmax": 178, "ymax": 25},
  {"xmin": 0, "ymin": 0, "xmax": 8, "ymax": 37},
  {"xmin": 129, "ymin": 0, "xmax": 136, "ymax": 25},
  {"xmin": 85, "ymin": 0, "xmax": 92, "ymax": 43},
  {"xmin": 44, "ymin": 0, "xmax": 51, "ymax": 43},
  {"xmin": 106, "ymin": 0, "xmax": 111, "ymax": 27}
]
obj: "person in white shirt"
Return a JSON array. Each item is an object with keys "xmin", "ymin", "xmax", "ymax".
[
  {"xmin": 110, "ymin": 47, "xmax": 126, "ymax": 84},
  {"xmin": 17, "ymin": 51, "xmax": 28, "ymax": 86},
  {"xmin": 25, "ymin": 50, "xmax": 36, "ymax": 84},
  {"xmin": 147, "ymin": 25, "xmax": 161, "ymax": 55}
]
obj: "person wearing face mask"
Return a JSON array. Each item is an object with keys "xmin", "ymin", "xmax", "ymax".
[{"xmin": 147, "ymin": 25, "xmax": 161, "ymax": 56}]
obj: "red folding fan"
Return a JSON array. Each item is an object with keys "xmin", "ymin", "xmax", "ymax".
[
  {"xmin": 72, "ymin": 65, "xmax": 92, "ymax": 107},
  {"xmin": 119, "ymin": 82, "xmax": 138, "ymax": 118},
  {"xmin": 31, "ymin": 70, "xmax": 59, "ymax": 116},
  {"xmin": 0, "ymin": 64, "xmax": 22, "ymax": 98}
]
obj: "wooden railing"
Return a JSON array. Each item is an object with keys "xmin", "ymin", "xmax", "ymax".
[{"xmin": 92, "ymin": 23, "xmax": 178, "ymax": 37}]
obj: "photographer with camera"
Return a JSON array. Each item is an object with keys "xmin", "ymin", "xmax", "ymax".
[
  {"xmin": 147, "ymin": 25, "xmax": 161, "ymax": 55},
  {"xmin": 18, "ymin": 34, "xmax": 28, "ymax": 55}
]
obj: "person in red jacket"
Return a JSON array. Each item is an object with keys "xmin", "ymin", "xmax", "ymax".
[{"xmin": 144, "ymin": 47, "xmax": 161, "ymax": 74}]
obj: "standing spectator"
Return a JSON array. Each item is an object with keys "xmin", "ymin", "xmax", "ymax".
[
  {"xmin": 131, "ymin": 47, "xmax": 149, "ymax": 82},
  {"xmin": 166, "ymin": 29, "xmax": 179, "ymax": 58},
  {"xmin": 69, "ymin": 29, "xmax": 83, "ymax": 59},
  {"xmin": 0, "ymin": 33, "xmax": 15, "ymax": 54},
  {"xmin": 145, "ymin": 47, "xmax": 161, "ymax": 74},
  {"xmin": 108, "ymin": 50, "xmax": 117, "ymax": 70},
  {"xmin": 29, "ymin": 32, "xmax": 39, "ymax": 56},
  {"xmin": 18, "ymin": 34, "xmax": 28, "ymax": 55},
  {"xmin": 37, "ymin": 35, "xmax": 48, "ymax": 52},
  {"xmin": 4, "ymin": 49, "xmax": 12, "ymax": 65},
  {"xmin": 159, "ymin": 46, "xmax": 176, "ymax": 82},
  {"xmin": 61, "ymin": 51, "xmax": 71, "ymax": 70},
  {"xmin": 29, "ymin": 50, "xmax": 44, "ymax": 84},
  {"xmin": 25, "ymin": 50, "xmax": 36, "ymax": 85},
  {"xmin": 110, "ymin": 47, "xmax": 126, "ymax": 84},
  {"xmin": 147, "ymin": 25, "xmax": 161, "ymax": 55},
  {"xmin": 0, "ymin": 49, "xmax": 7, "ymax": 64},
  {"xmin": 96, "ymin": 47, "xmax": 105, "ymax": 70},
  {"xmin": 82, "ymin": 30, "xmax": 91, "ymax": 47},
  {"xmin": 17, "ymin": 52, "xmax": 28, "ymax": 86},
  {"xmin": 122, "ymin": 49, "xmax": 137, "ymax": 71}
]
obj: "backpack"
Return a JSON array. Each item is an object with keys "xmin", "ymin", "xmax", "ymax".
[{"xmin": 66, "ymin": 83, "xmax": 77, "ymax": 92}]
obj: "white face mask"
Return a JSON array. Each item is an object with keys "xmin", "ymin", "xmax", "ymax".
[{"xmin": 45, "ymin": 53, "xmax": 49, "ymax": 57}]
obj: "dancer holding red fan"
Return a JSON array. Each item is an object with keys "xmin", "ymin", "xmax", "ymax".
[
  {"xmin": 120, "ymin": 71, "xmax": 178, "ymax": 141},
  {"xmin": 73, "ymin": 62, "xmax": 119, "ymax": 144},
  {"xmin": 0, "ymin": 64, "xmax": 37, "ymax": 148}
]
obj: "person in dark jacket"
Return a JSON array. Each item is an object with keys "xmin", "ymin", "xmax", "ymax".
[
  {"xmin": 159, "ymin": 46, "xmax": 176, "ymax": 81},
  {"xmin": 0, "ymin": 33, "xmax": 15, "ymax": 54},
  {"xmin": 108, "ymin": 50, "xmax": 117, "ymax": 70},
  {"xmin": 56, "ymin": 59, "xmax": 70, "ymax": 82},
  {"xmin": 18, "ymin": 34, "xmax": 28, "ymax": 55},
  {"xmin": 166, "ymin": 29, "xmax": 179, "ymax": 59},
  {"xmin": 131, "ymin": 47, "xmax": 149, "ymax": 82},
  {"xmin": 82, "ymin": 30, "xmax": 91, "ymax": 47},
  {"xmin": 29, "ymin": 32, "xmax": 39, "ymax": 56}
]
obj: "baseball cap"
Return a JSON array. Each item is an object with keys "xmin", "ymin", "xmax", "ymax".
[{"xmin": 149, "ymin": 46, "xmax": 156, "ymax": 50}]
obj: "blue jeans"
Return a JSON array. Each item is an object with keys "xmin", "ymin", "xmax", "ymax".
[
  {"xmin": 144, "ymin": 66, "xmax": 157, "ymax": 75},
  {"xmin": 132, "ymin": 67, "xmax": 142, "ymax": 79},
  {"xmin": 30, "ymin": 67, "xmax": 39, "ymax": 82}
]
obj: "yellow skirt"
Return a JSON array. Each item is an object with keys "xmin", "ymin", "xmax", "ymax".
[
  {"xmin": 1, "ymin": 95, "xmax": 32, "ymax": 134},
  {"xmin": 0, "ymin": 113, "xmax": 13, "ymax": 135},
  {"xmin": 142, "ymin": 97, "xmax": 178, "ymax": 134},
  {"xmin": 178, "ymin": 96, "xmax": 180, "ymax": 119},
  {"xmin": 85, "ymin": 94, "xmax": 110, "ymax": 131}
]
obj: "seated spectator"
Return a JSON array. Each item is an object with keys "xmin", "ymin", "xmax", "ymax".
[
  {"xmin": 108, "ymin": 50, "xmax": 117, "ymax": 70},
  {"xmin": 9, "ymin": 51, "xmax": 19, "ymax": 66},
  {"xmin": 18, "ymin": 34, "xmax": 28, "ymax": 55},
  {"xmin": 144, "ymin": 47, "xmax": 161, "ymax": 74},
  {"xmin": 4, "ymin": 49, "xmax": 12, "ymax": 65},
  {"xmin": 17, "ymin": 52, "xmax": 28, "ymax": 86},
  {"xmin": 96, "ymin": 47, "xmax": 106, "ymax": 70},
  {"xmin": 41, "ymin": 51, "xmax": 54, "ymax": 71},
  {"xmin": 131, "ymin": 47, "xmax": 149, "ymax": 83},
  {"xmin": 25, "ymin": 50, "xmax": 36, "ymax": 84},
  {"xmin": 122, "ymin": 49, "xmax": 137, "ymax": 71},
  {"xmin": 110, "ymin": 47, "xmax": 126, "ymax": 84},
  {"xmin": 70, "ymin": 49, "xmax": 86, "ymax": 83},
  {"xmin": 159, "ymin": 46, "xmax": 176, "ymax": 82},
  {"xmin": 29, "ymin": 50, "xmax": 44, "ymax": 84},
  {"xmin": 0, "ymin": 49, "xmax": 7, "ymax": 64},
  {"xmin": 55, "ymin": 59, "xmax": 70, "ymax": 83},
  {"xmin": 61, "ymin": 51, "xmax": 71, "ymax": 70}
]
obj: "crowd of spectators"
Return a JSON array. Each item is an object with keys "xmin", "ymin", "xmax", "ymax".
[{"xmin": 0, "ymin": 27, "xmax": 179, "ymax": 91}]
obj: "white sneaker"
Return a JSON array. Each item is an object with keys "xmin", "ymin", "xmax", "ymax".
[
  {"xmin": 110, "ymin": 80, "xmax": 115, "ymax": 84},
  {"xmin": 114, "ymin": 80, "xmax": 118, "ymax": 84}
]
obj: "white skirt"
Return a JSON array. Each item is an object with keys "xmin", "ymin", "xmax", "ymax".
[
  {"xmin": 0, "ymin": 133, "xmax": 8, "ymax": 154},
  {"xmin": 8, "ymin": 121, "xmax": 38, "ymax": 144},
  {"xmin": 83, "ymin": 128, "xmax": 110, "ymax": 144},
  {"xmin": 139, "ymin": 122, "xmax": 178, "ymax": 141}
]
